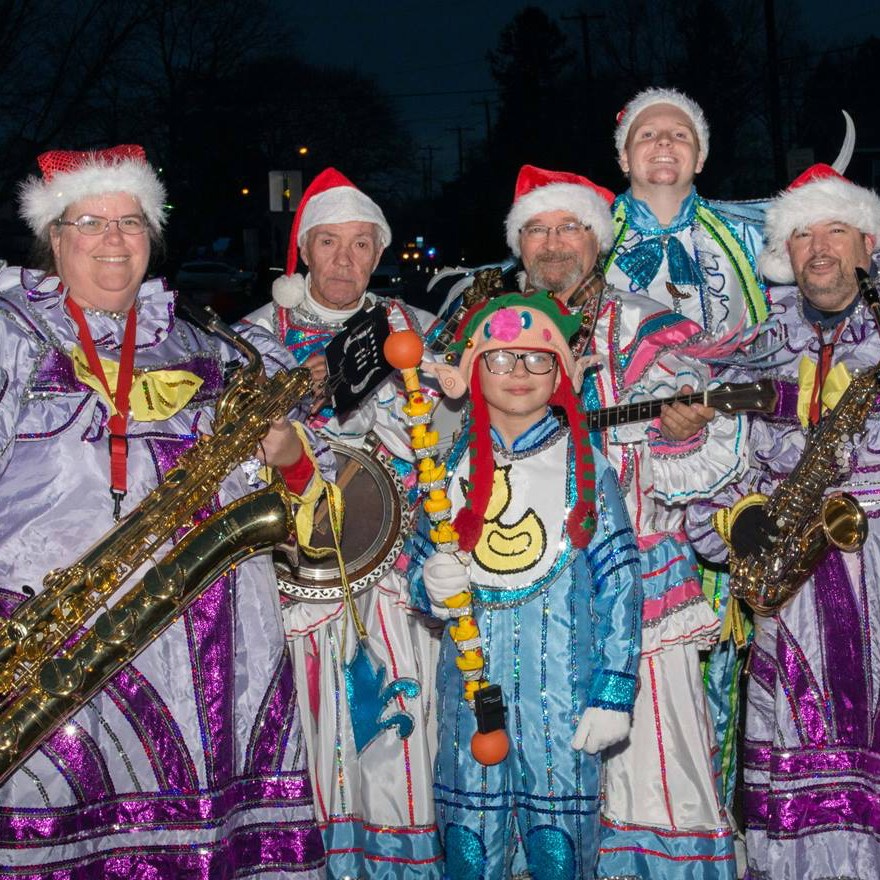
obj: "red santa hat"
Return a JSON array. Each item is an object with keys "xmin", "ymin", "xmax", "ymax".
[
  {"xmin": 759, "ymin": 163, "xmax": 880, "ymax": 283},
  {"xmin": 614, "ymin": 87, "xmax": 710, "ymax": 160},
  {"xmin": 272, "ymin": 167, "xmax": 392, "ymax": 308},
  {"xmin": 18, "ymin": 144, "xmax": 167, "ymax": 235},
  {"xmin": 504, "ymin": 165, "xmax": 615, "ymax": 257}
]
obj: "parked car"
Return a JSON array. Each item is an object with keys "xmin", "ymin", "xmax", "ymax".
[
  {"xmin": 174, "ymin": 261, "xmax": 256, "ymax": 320},
  {"xmin": 176, "ymin": 260, "xmax": 255, "ymax": 293},
  {"xmin": 369, "ymin": 261, "xmax": 405, "ymax": 297}
]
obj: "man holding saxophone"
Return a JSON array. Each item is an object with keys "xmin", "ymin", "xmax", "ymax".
[
  {"xmin": 686, "ymin": 163, "xmax": 880, "ymax": 879},
  {"xmin": 0, "ymin": 146, "xmax": 329, "ymax": 877}
]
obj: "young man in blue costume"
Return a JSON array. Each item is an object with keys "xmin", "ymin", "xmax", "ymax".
[
  {"xmin": 605, "ymin": 88, "xmax": 771, "ymax": 815},
  {"xmin": 406, "ymin": 292, "xmax": 643, "ymax": 879}
]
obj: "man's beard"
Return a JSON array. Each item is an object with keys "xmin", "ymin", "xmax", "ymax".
[
  {"xmin": 527, "ymin": 254, "xmax": 585, "ymax": 294},
  {"xmin": 796, "ymin": 261, "xmax": 855, "ymax": 309}
]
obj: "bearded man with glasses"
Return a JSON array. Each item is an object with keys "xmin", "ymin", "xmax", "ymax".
[{"xmin": 500, "ymin": 164, "xmax": 746, "ymax": 879}]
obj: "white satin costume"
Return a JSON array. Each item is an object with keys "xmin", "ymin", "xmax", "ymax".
[
  {"xmin": 248, "ymin": 280, "xmax": 444, "ymax": 880},
  {"xmin": 584, "ymin": 287, "xmax": 747, "ymax": 880},
  {"xmin": 604, "ymin": 187, "xmax": 769, "ymax": 816}
]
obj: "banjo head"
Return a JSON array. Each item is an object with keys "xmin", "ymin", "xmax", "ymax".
[{"xmin": 275, "ymin": 440, "xmax": 407, "ymax": 603}]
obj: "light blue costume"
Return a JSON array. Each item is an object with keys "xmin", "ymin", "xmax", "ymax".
[
  {"xmin": 407, "ymin": 413, "xmax": 642, "ymax": 880},
  {"xmin": 605, "ymin": 188, "xmax": 769, "ymax": 808}
]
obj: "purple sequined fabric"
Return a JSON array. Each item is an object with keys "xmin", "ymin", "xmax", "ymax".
[{"xmin": 0, "ymin": 274, "xmax": 324, "ymax": 876}]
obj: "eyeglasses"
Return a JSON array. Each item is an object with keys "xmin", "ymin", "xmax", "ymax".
[
  {"xmin": 481, "ymin": 350, "xmax": 557, "ymax": 375},
  {"xmin": 519, "ymin": 222, "xmax": 587, "ymax": 240},
  {"xmin": 56, "ymin": 214, "xmax": 148, "ymax": 236}
]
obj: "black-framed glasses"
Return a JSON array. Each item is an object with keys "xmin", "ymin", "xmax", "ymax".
[
  {"xmin": 481, "ymin": 349, "xmax": 557, "ymax": 375},
  {"xmin": 56, "ymin": 214, "xmax": 148, "ymax": 236},
  {"xmin": 519, "ymin": 222, "xmax": 587, "ymax": 240}
]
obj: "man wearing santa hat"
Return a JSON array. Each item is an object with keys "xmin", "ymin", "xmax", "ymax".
[
  {"xmin": 246, "ymin": 169, "xmax": 443, "ymax": 879},
  {"xmin": 686, "ymin": 164, "xmax": 880, "ymax": 879},
  {"xmin": 502, "ymin": 164, "xmax": 750, "ymax": 879}
]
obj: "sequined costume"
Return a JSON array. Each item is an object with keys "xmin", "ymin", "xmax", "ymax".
[
  {"xmin": 686, "ymin": 284, "xmax": 880, "ymax": 880},
  {"xmin": 604, "ymin": 187, "xmax": 770, "ymax": 811},
  {"xmin": 578, "ymin": 288, "xmax": 743, "ymax": 879},
  {"xmin": 604, "ymin": 189, "xmax": 767, "ymax": 334},
  {"xmin": 407, "ymin": 412, "xmax": 642, "ymax": 880},
  {"xmin": 431, "ymin": 269, "xmax": 744, "ymax": 876},
  {"xmin": 248, "ymin": 284, "xmax": 444, "ymax": 879},
  {"xmin": 0, "ymin": 270, "xmax": 328, "ymax": 878}
]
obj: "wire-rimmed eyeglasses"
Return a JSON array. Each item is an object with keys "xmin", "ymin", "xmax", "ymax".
[
  {"xmin": 481, "ymin": 349, "xmax": 557, "ymax": 375},
  {"xmin": 56, "ymin": 214, "xmax": 148, "ymax": 236},
  {"xmin": 519, "ymin": 222, "xmax": 587, "ymax": 240}
]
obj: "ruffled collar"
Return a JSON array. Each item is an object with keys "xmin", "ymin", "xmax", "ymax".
[
  {"xmin": 490, "ymin": 409, "xmax": 560, "ymax": 453},
  {"xmin": 620, "ymin": 187, "xmax": 697, "ymax": 233},
  {"xmin": 23, "ymin": 272, "xmax": 176, "ymax": 351}
]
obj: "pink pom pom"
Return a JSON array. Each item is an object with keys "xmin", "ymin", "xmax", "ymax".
[{"xmin": 487, "ymin": 308, "xmax": 523, "ymax": 342}]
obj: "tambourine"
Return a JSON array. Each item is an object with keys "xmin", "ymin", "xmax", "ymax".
[{"xmin": 275, "ymin": 436, "xmax": 408, "ymax": 603}]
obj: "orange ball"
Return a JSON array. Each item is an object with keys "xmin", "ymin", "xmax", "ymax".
[
  {"xmin": 471, "ymin": 729, "xmax": 509, "ymax": 766},
  {"xmin": 383, "ymin": 329, "xmax": 424, "ymax": 369}
]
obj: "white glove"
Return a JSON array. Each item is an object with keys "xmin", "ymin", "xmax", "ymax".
[
  {"xmin": 571, "ymin": 707, "xmax": 631, "ymax": 754},
  {"xmin": 421, "ymin": 551, "xmax": 471, "ymax": 618}
]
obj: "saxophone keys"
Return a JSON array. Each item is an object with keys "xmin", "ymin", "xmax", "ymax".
[
  {"xmin": 144, "ymin": 559, "xmax": 185, "ymax": 601},
  {"xmin": 39, "ymin": 656, "xmax": 84, "ymax": 698},
  {"xmin": 94, "ymin": 606, "xmax": 137, "ymax": 645},
  {"xmin": 0, "ymin": 720, "xmax": 19, "ymax": 753}
]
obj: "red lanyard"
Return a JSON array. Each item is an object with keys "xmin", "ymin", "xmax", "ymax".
[
  {"xmin": 67, "ymin": 297, "xmax": 138, "ymax": 520},
  {"xmin": 808, "ymin": 322, "xmax": 845, "ymax": 427}
]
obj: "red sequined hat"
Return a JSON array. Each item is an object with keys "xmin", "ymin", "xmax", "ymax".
[{"xmin": 19, "ymin": 144, "xmax": 167, "ymax": 235}]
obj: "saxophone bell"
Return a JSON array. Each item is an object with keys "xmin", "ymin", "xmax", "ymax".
[{"xmin": 821, "ymin": 491, "xmax": 868, "ymax": 553}]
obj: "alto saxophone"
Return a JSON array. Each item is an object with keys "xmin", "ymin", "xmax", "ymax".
[
  {"xmin": 730, "ymin": 269, "xmax": 880, "ymax": 613},
  {"xmin": 0, "ymin": 309, "xmax": 311, "ymax": 785}
]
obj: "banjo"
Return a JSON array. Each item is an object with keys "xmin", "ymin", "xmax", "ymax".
[{"xmin": 275, "ymin": 435, "xmax": 409, "ymax": 603}]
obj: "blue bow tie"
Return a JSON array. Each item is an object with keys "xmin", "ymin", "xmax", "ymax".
[{"xmin": 615, "ymin": 236, "xmax": 703, "ymax": 290}]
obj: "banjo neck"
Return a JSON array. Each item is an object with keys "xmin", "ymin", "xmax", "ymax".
[{"xmin": 584, "ymin": 379, "xmax": 778, "ymax": 429}]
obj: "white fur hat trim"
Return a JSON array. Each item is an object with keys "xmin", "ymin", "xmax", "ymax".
[
  {"xmin": 614, "ymin": 87, "xmax": 709, "ymax": 159},
  {"xmin": 297, "ymin": 187, "xmax": 391, "ymax": 249},
  {"xmin": 759, "ymin": 176, "xmax": 880, "ymax": 283},
  {"xmin": 505, "ymin": 182, "xmax": 614, "ymax": 256},
  {"xmin": 19, "ymin": 160, "xmax": 167, "ymax": 235}
]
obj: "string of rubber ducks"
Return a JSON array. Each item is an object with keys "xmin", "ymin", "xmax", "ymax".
[{"xmin": 384, "ymin": 329, "xmax": 509, "ymax": 765}]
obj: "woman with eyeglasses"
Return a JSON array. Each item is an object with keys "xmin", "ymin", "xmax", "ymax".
[{"xmin": 0, "ymin": 146, "xmax": 329, "ymax": 877}]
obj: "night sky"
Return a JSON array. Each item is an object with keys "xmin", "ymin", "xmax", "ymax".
[{"xmin": 288, "ymin": 0, "xmax": 879, "ymax": 184}]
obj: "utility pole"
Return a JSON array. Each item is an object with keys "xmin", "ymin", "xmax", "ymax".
[
  {"xmin": 763, "ymin": 0, "xmax": 787, "ymax": 186},
  {"xmin": 562, "ymin": 9, "xmax": 604, "ymax": 85},
  {"xmin": 420, "ymin": 146, "xmax": 437, "ymax": 199},
  {"xmin": 472, "ymin": 99, "xmax": 494, "ymax": 152},
  {"xmin": 563, "ymin": 8, "xmax": 605, "ymax": 163},
  {"xmin": 446, "ymin": 126, "xmax": 474, "ymax": 178}
]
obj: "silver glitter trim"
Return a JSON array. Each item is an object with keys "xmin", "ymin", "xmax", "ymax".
[{"xmin": 491, "ymin": 425, "xmax": 566, "ymax": 460}]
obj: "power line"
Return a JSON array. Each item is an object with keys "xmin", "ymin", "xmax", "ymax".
[{"xmin": 387, "ymin": 87, "xmax": 498, "ymax": 99}]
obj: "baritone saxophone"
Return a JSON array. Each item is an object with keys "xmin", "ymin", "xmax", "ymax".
[
  {"xmin": 729, "ymin": 268, "xmax": 880, "ymax": 613},
  {"xmin": 0, "ymin": 309, "xmax": 311, "ymax": 785}
]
